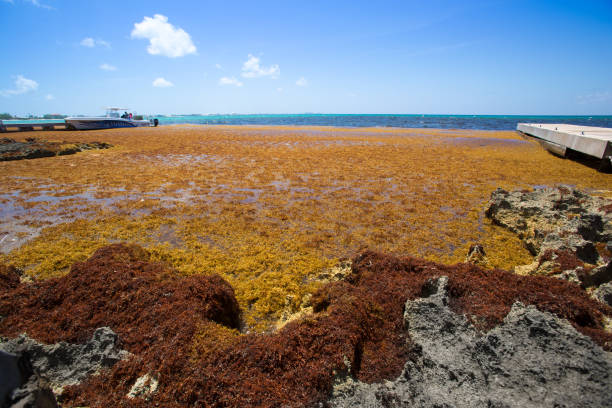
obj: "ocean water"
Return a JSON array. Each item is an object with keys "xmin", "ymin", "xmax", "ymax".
[{"xmin": 155, "ymin": 114, "xmax": 612, "ymax": 131}]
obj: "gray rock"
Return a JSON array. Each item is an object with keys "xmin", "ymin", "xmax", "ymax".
[
  {"xmin": 0, "ymin": 327, "xmax": 130, "ymax": 390},
  {"xmin": 583, "ymin": 262, "xmax": 612, "ymax": 288},
  {"xmin": 0, "ymin": 350, "xmax": 27, "ymax": 405},
  {"xmin": 486, "ymin": 187, "xmax": 612, "ymax": 287},
  {"xmin": 1, "ymin": 350, "xmax": 58, "ymax": 408},
  {"xmin": 7, "ymin": 374, "xmax": 58, "ymax": 408},
  {"xmin": 329, "ymin": 276, "xmax": 612, "ymax": 408},
  {"xmin": 593, "ymin": 283, "xmax": 612, "ymax": 307}
]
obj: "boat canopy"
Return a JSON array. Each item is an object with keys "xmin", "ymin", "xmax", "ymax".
[{"xmin": 104, "ymin": 107, "xmax": 130, "ymax": 118}]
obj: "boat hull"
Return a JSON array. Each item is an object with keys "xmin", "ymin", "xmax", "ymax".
[{"xmin": 65, "ymin": 117, "xmax": 152, "ymax": 130}]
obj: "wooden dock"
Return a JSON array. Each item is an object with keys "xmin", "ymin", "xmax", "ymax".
[
  {"xmin": 517, "ymin": 123, "xmax": 612, "ymax": 170},
  {"xmin": 0, "ymin": 120, "xmax": 67, "ymax": 133}
]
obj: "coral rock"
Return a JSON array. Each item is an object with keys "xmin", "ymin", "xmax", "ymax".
[
  {"xmin": 593, "ymin": 283, "xmax": 612, "ymax": 308},
  {"xmin": 330, "ymin": 276, "xmax": 612, "ymax": 407},
  {"xmin": 0, "ymin": 327, "xmax": 130, "ymax": 390},
  {"xmin": 486, "ymin": 187, "xmax": 612, "ymax": 289}
]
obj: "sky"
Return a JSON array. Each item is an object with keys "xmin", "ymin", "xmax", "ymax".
[{"xmin": 0, "ymin": 0, "xmax": 611, "ymax": 116}]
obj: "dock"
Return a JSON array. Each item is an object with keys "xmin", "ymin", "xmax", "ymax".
[
  {"xmin": 0, "ymin": 119, "xmax": 67, "ymax": 133},
  {"xmin": 517, "ymin": 123, "xmax": 612, "ymax": 170}
]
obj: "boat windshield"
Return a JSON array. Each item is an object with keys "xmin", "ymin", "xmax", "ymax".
[{"xmin": 105, "ymin": 107, "xmax": 129, "ymax": 118}]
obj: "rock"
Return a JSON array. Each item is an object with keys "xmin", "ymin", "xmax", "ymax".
[
  {"xmin": 550, "ymin": 268, "xmax": 582, "ymax": 285},
  {"xmin": 276, "ymin": 261, "xmax": 353, "ymax": 330},
  {"xmin": 580, "ymin": 261, "xmax": 612, "ymax": 288},
  {"xmin": 0, "ymin": 350, "xmax": 27, "ymax": 404},
  {"xmin": 7, "ymin": 374, "xmax": 58, "ymax": 408},
  {"xmin": 486, "ymin": 187, "xmax": 612, "ymax": 288},
  {"xmin": 313, "ymin": 260, "xmax": 353, "ymax": 284},
  {"xmin": 0, "ymin": 138, "xmax": 111, "ymax": 161},
  {"xmin": 329, "ymin": 276, "xmax": 612, "ymax": 408},
  {"xmin": 465, "ymin": 243, "xmax": 490, "ymax": 267},
  {"xmin": 1, "ymin": 349, "xmax": 59, "ymax": 408},
  {"xmin": 593, "ymin": 283, "xmax": 612, "ymax": 307},
  {"xmin": 127, "ymin": 373, "xmax": 159, "ymax": 400},
  {"xmin": 0, "ymin": 327, "xmax": 130, "ymax": 391}
]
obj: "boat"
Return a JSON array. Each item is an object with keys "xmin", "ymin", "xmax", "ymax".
[{"xmin": 65, "ymin": 108, "xmax": 158, "ymax": 130}]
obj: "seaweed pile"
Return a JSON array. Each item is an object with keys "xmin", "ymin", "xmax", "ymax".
[
  {"xmin": 0, "ymin": 137, "xmax": 110, "ymax": 161},
  {"xmin": 4, "ymin": 126, "xmax": 611, "ymax": 330},
  {"xmin": 1, "ymin": 245, "xmax": 611, "ymax": 407}
]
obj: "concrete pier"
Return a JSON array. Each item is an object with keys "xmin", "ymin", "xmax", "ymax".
[
  {"xmin": 517, "ymin": 123, "xmax": 612, "ymax": 169},
  {"xmin": 0, "ymin": 120, "xmax": 67, "ymax": 133}
]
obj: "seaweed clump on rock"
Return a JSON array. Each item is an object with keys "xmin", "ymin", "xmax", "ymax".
[
  {"xmin": 486, "ymin": 186, "xmax": 612, "ymax": 290},
  {"xmin": 330, "ymin": 275, "xmax": 612, "ymax": 407},
  {"xmin": 1, "ymin": 247, "xmax": 612, "ymax": 407},
  {"xmin": 0, "ymin": 137, "xmax": 111, "ymax": 161},
  {"xmin": 0, "ymin": 243, "xmax": 241, "ymax": 406}
]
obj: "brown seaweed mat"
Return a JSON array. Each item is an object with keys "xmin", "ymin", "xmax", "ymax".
[{"xmin": 1, "ymin": 245, "xmax": 610, "ymax": 407}]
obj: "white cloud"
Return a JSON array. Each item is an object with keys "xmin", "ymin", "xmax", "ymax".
[
  {"xmin": 296, "ymin": 77, "xmax": 308, "ymax": 87},
  {"xmin": 99, "ymin": 63, "xmax": 117, "ymax": 71},
  {"xmin": 277, "ymin": 87, "xmax": 283, "ymax": 92},
  {"xmin": 1, "ymin": 75, "xmax": 39, "ymax": 97},
  {"xmin": 80, "ymin": 37, "xmax": 95, "ymax": 47},
  {"xmin": 96, "ymin": 39, "xmax": 110, "ymax": 48},
  {"xmin": 26, "ymin": 0, "xmax": 53, "ymax": 8},
  {"xmin": 80, "ymin": 37, "xmax": 110, "ymax": 48},
  {"xmin": 45, "ymin": 93, "xmax": 54, "ymax": 100},
  {"xmin": 131, "ymin": 14, "xmax": 196, "ymax": 58},
  {"xmin": 577, "ymin": 91, "xmax": 611, "ymax": 104},
  {"xmin": 215, "ymin": 63, "xmax": 222, "ymax": 69},
  {"xmin": 219, "ymin": 77, "xmax": 243, "ymax": 87},
  {"xmin": 5, "ymin": 0, "xmax": 54, "ymax": 9},
  {"xmin": 241, "ymin": 54, "xmax": 279, "ymax": 78},
  {"xmin": 152, "ymin": 77, "xmax": 174, "ymax": 88}
]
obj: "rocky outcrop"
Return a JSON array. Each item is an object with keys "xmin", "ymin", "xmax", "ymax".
[
  {"xmin": 3, "ymin": 249, "xmax": 611, "ymax": 407},
  {"xmin": 0, "ymin": 327, "xmax": 129, "ymax": 407},
  {"xmin": 486, "ymin": 187, "xmax": 612, "ymax": 289},
  {"xmin": 594, "ymin": 282, "xmax": 612, "ymax": 308},
  {"xmin": 329, "ymin": 276, "xmax": 612, "ymax": 408},
  {"xmin": 0, "ymin": 137, "xmax": 111, "ymax": 161},
  {"xmin": 3, "ymin": 370, "xmax": 58, "ymax": 408},
  {"xmin": 0, "ymin": 327, "xmax": 129, "ymax": 392}
]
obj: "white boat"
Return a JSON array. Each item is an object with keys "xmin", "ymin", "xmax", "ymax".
[{"xmin": 65, "ymin": 108, "xmax": 158, "ymax": 130}]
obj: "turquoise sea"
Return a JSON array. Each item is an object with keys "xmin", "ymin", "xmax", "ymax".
[
  {"xmin": 3, "ymin": 115, "xmax": 611, "ymax": 131},
  {"xmin": 155, "ymin": 114, "xmax": 612, "ymax": 131}
]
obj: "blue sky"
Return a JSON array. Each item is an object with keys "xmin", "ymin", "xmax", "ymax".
[{"xmin": 0, "ymin": 0, "xmax": 611, "ymax": 115}]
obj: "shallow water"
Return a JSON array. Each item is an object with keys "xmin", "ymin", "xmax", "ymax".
[{"xmin": 156, "ymin": 114, "xmax": 612, "ymax": 131}]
